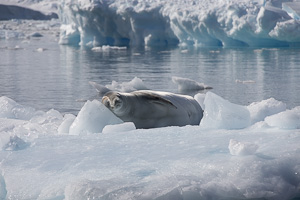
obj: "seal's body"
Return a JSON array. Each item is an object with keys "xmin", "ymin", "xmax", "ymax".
[{"xmin": 102, "ymin": 90, "xmax": 203, "ymax": 129}]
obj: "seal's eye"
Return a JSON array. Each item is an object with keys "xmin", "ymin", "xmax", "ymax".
[{"xmin": 113, "ymin": 98, "xmax": 122, "ymax": 108}]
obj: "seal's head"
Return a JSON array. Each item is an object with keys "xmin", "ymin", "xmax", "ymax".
[{"xmin": 102, "ymin": 91, "xmax": 125, "ymax": 116}]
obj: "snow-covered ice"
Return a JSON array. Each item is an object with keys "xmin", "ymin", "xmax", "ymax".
[
  {"xmin": 1, "ymin": 92, "xmax": 300, "ymax": 199},
  {"xmin": 59, "ymin": 0, "xmax": 300, "ymax": 47}
]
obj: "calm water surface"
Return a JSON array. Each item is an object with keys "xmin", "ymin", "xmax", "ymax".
[{"xmin": 1, "ymin": 35, "xmax": 300, "ymax": 114}]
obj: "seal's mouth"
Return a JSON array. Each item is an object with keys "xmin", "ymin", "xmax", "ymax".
[{"xmin": 102, "ymin": 96, "xmax": 111, "ymax": 108}]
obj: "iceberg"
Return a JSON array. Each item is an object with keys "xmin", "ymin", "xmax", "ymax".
[
  {"xmin": 59, "ymin": 0, "xmax": 300, "ymax": 47},
  {"xmin": 282, "ymin": 2, "xmax": 300, "ymax": 20},
  {"xmin": 0, "ymin": 4, "xmax": 58, "ymax": 20},
  {"xmin": 0, "ymin": 0, "xmax": 59, "ymax": 17}
]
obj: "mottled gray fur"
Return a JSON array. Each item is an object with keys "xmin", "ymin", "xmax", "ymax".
[{"xmin": 102, "ymin": 90, "xmax": 203, "ymax": 129}]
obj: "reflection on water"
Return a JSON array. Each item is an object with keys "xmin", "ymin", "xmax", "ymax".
[{"xmin": 1, "ymin": 38, "xmax": 300, "ymax": 114}]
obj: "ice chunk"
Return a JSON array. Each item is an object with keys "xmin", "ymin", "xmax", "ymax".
[
  {"xmin": 247, "ymin": 98, "xmax": 286, "ymax": 124},
  {"xmin": 30, "ymin": 109, "xmax": 63, "ymax": 134},
  {"xmin": 36, "ymin": 48, "xmax": 46, "ymax": 52},
  {"xmin": 235, "ymin": 79, "xmax": 256, "ymax": 84},
  {"xmin": 200, "ymin": 92, "xmax": 250, "ymax": 129},
  {"xmin": 229, "ymin": 139, "xmax": 259, "ymax": 156},
  {"xmin": 69, "ymin": 100, "xmax": 123, "ymax": 135},
  {"xmin": 59, "ymin": 24, "xmax": 80, "ymax": 45},
  {"xmin": 265, "ymin": 106, "xmax": 300, "ymax": 129},
  {"xmin": 172, "ymin": 76, "xmax": 212, "ymax": 93},
  {"xmin": 269, "ymin": 19, "xmax": 300, "ymax": 43},
  {"xmin": 57, "ymin": 114, "xmax": 76, "ymax": 134},
  {"xmin": 256, "ymin": 4, "xmax": 291, "ymax": 33},
  {"xmin": 0, "ymin": 170, "xmax": 6, "ymax": 200},
  {"xmin": 90, "ymin": 77, "xmax": 148, "ymax": 95},
  {"xmin": 194, "ymin": 93, "xmax": 206, "ymax": 110},
  {"xmin": 282, "ymin": 2, "xmax": 300, "ymax": 20},
  {"xmin": 0, "ymin": 96, "xmax": 36, "ymax": 120},
  {"xmin": 91, "ymin": 45, "xmax": 127, "ymax": 51},
  {"xmin": 3, "ymin": 136, "xmax": 29, "ymax": 151},
  {"xmin": 0, "ymin": 133, "xmax": 11, "ymax": 151},
  {"xmin": 102, "ymin": 122, "xmax": 136, "ymax": 134},
  {"xmin": 106, "ymin": 77, "xmax": 148, "ymax": 93}
]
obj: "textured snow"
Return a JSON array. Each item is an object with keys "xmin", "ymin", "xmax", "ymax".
[
  {"xmin": 59, "ymin": 0, "xmax": 300, "ymax": 47},
  {"xmin": 1, "ymin": 93, "xmax": 300, "ymax": 199}
]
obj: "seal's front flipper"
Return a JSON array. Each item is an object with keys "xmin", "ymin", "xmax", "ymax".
[{"xmin": 141, "ymin": 92, "xmax": 177, "ymax": 109}]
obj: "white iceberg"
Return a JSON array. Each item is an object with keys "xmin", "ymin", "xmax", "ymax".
[{"xmin": 59, "ymin": 0, "xmax": 300, "ymax": 47}]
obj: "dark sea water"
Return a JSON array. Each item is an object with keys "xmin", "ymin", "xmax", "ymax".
[{"xmin": 1, "ymin": 25, "xmax": 300, "ymax": 114}]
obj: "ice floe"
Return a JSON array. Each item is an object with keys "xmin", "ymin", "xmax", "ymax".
[{"xmin": 1, "ymin": 92, "xmax": 300, "ymax": 199}]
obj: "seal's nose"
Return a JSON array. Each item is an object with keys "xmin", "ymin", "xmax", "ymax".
[{"xmin": 101, "ymin": 96, "xmax": 110, "ymax": 108}]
